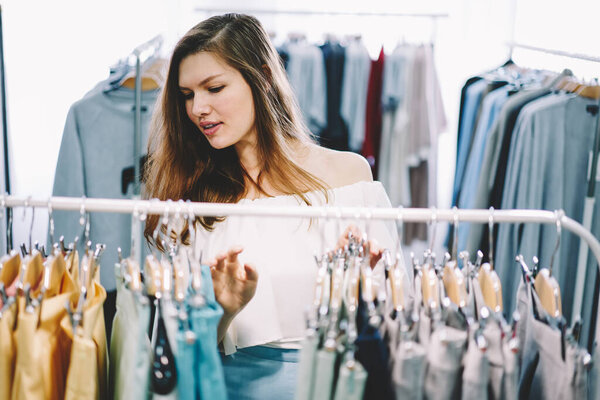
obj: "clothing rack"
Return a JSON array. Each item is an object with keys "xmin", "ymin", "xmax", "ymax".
[
  {"xmin": 506, "ymin": 40, "xmax": 600, "ymax": 330},
  {"xmin": 506, "ymin": 41, "xmax": 600, "ymax": 63},
  {"xmin": 130, "ymin": 35, "xmax": 162, "ymax": 197},
  {"xmin": 6, "ymin": 195, "xmax": 600, "ymax": 343},
  {"xmin": 127, "ymin": 35, "xmax": 162, "ymax": 267},
  {"xmin": 194, "ymin": 8, "xmax": 449, "ymax": 19}
]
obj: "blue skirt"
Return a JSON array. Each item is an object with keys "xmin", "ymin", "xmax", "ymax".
[{"xmin": 220, "ymin": 346, "xmax": 299, "ymax": 400}]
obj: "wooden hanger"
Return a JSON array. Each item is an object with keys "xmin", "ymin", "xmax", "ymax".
[
  {"xmin": 534, "ymin": 267, "xmax": 562, "ymax": 318},
  {"xmin": 121, "ymin": 58, "xmax": 166, "ymax": 91},
  {"xmin": 575, "ymin": 82, "xmax": 600, "ymax": 99},
  {"xmin": 442, "ymin": 260, "xmax": 467, "ymax": 307},
  {"xmin": 0, "ymin": 251, "xmax": 21, "ymax": 286},
  {"xmin": 387, "ymin": 252, "xmax": 406, "ymax": 312},
  {"xmin": 19, "ymin": 251, "xmax": 44, "ymax": 294},
  {"xmin": 477, "ymin": 262, "xmax": 503, "ymax": 313},
  {"xmin": 144, "ymin": 255, "xmax": 162, "ymax": 296},
  {"xmin": 532, "ymin": 212, "xmax": 564, "ymax": 318},
  {"xmin": 421, "ymin": 262, "xmax": 440, "ymax": 310}
]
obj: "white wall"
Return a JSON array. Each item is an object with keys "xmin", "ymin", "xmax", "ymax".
[{"xmin": 2, "ymin": 0, "xmax": 599, "ymax": 249}]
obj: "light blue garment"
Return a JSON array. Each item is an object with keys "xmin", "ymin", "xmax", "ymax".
[
  {"xmin": 221, "ymin": 346, "xmax": 299, "ymax": 400},
  {"xmin": 192, "ymin": 301, "xmax": 227, "ymax": 400},
  {"xmin": 109, "ymin": 264, "xmax": 152, "ymax": 400},
  {"xmin": 466, "ymin": 87, "xmax": 551, "ymax": 256},
  {"xmin": 341, "ymin": 40, "xmax": 372, "ymax": 151},
  {"xmin": 452, "ymin": 79, "xmax": 488, "ymax": 206},
  {"xmin": 495, "ymin": 93, "xmax": 598, "ymax": 321},
  {"xmin": 380, "ymin": 45, "xmax": 409, "ymax": 111},
  {"xmin": 175, "ymin": 333, "xmax": 196, "ymax": 400},
  {"xmin": 175, "ymin": 265, "xmax": 227, "ymax": 400},
  {"xmin": 52, "ymin": 86, "xmax": 159, "ymax": 291},
  {"xmin": 456, "ymin": 86, "xmax": 510, "ymax": 251},
  {"xmin": 285, "ymin": 41, "xmax": 327, "ymax": 134}
]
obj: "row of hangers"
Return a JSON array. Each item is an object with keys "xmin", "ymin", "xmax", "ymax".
[{"xmin": 306, "ymin": 205, "xmax": 567, "ymax": 352}]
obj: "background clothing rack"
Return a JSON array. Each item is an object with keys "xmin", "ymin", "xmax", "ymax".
[
  {"xmin": 506, "ymin": 39, "xmax": 600, "ymax": 331},
  {"xmin": 506, "ymin": 41, "xmax": 600, "ymax": 63},
  {"xmin": 194, "ymin": 8, "xmax": 449, "ymax": 19},
  {"xmin": 128, "ymin": 35, "xmax": 162, "ymax": 267}
]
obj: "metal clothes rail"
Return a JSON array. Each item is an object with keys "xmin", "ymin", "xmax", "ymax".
[
  {"xmin": 506, "ymin": 41, "xmax": 600, "ymax": 64},
  {"xmin": 3, "ymin": 195, "xmax": 599, "ymax": 269},
  {"xmin": 195, "ymin": 8, "xmax": 449, "ymax": 19}
]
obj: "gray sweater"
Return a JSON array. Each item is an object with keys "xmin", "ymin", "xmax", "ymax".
[{"xmin": 52, "ymin": 85, "xmax": 159, "ymax": 291}]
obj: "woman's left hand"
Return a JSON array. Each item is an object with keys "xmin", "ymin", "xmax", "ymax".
[{"xmin": 336, "ymin": 224, "xmax": 384, "ymax": 269}]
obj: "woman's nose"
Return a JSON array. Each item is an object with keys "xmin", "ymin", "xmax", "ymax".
[{"xmin": 192, "ymin": 96, "xmax": 211, "ymax": 116}]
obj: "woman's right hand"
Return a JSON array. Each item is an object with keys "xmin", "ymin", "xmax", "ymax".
[{"xmin": 209, "ymin": 246, "xmax": 258, "ymax": 318}]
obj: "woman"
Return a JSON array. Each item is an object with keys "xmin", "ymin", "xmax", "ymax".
[{"xmin": 144, "ymin": 13, "xmax": 398, "ymax": 399}]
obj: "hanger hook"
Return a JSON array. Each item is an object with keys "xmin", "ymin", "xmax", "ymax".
[
  {"xmin": 489, "ymin": 207, "xmax": 495, "ymax": 270},
  {"xmin": 48, "ymin": 198, "xmax": 55, "ymax": 247},
  {"xmin": 23, "ymin": 196, "xmax": 35, "ymax": 254},
  {"xmin": 428, "ymin": 206, "xmax": 438, "ymax": 253},
  {"xmin": 79, "ymin": 196, "xmax": 90, "ymax": 246},
  {"xmin": 549, "ymin": 209, "xmax": 564, "ymax": 275},
  {"xmin": 396, "ymin": 206, "xmax": 404, "ymax": 262},
  {"xmin": 131, "ymin": 202, "xmax": 141, "ymax": 259},
  {"xmin": 452, "ymin": 206, "xmax": 459, "ymax": 260}
]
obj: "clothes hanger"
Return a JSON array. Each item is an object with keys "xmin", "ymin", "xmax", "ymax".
[
  {"xmin": 151, "ymin": 204, "xmax": 178, "ymax": 395},
  {"xmin": 533, "ymin": 211, "xmax": 563, "ymax": 319},
  {"xmin": 421, "ymin": 208, "xmax": 440, "ymax": 313},
  {"xmin": 386, "ymin": 207, "xmax": 406, "ymax": 315},
  {"xmin": 443, "ymin": 208, "xmax": 468, "ymax": 308},
  {"xmin": 575, "ymin": 78, "xmax": 600, "ymax": 100},
  {"xmin": 185, "ymin": 201, "xmax": 204, "ymax": 308},
  {"xmin": 477, "ymin": 208, "xmax": 503, "ymax": 314}
]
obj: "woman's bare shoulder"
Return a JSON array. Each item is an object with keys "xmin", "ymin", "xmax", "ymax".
[{"xmin": 302, "ymin": 143, "xmax": 373, "ymax": 188}]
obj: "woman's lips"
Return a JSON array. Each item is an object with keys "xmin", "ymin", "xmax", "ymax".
[{"xmin": 202, "ymin": 122, "xmax": 222, "ymax": 136}]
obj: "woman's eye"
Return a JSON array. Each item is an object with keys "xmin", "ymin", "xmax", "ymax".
[
  {"xmin": 181, "ymin": 92, "xmax": 193, "ymax": 100},
  {"xmin": 208, "ymin": 85, "xmax": 224, "ymax": 93}
]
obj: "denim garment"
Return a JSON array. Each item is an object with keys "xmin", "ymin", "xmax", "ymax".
[{"xmin": 221, "ymin": 345, "xmax": 299, "ymax": 400}]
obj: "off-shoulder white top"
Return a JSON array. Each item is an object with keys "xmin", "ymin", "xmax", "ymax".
[{"xmin": 195, "ymin": 181, "xmax": 400, "ymax": 355}]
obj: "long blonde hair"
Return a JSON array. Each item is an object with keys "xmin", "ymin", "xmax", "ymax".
[{"xmin": 144, "ymin": 13, "xmax": 328, "ymax": 245}]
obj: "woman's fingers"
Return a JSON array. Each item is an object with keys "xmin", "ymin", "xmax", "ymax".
[
  {"xmin": 244, "ymin": 263, "xmax": 259, "ymax": 282},
  {"xmin": 369, "ymin": 239, "xmax": 383, "ymax": 269}
]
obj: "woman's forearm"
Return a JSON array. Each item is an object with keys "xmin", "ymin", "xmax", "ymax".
[{"xmin": 217, "ymin": 312, "xmax": 236, "ymax": 344}]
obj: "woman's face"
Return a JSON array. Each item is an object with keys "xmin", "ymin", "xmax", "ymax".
[{"xmin": 178, "ymin": 52, "xmax": 257, "ymax": 149}]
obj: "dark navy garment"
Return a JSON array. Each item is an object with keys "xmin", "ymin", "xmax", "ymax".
[
  {"xmin": 320, "ymin": 41, "xmax": 348, "ymax": 150},
  {"xmin": 356, "ymin": 290, "xmax": 394, "ymax": 400}
]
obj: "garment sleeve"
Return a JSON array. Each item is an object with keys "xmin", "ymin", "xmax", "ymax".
[{"xmin": 51, "ymin": 106, "xmax": 86, "ymax": 247}]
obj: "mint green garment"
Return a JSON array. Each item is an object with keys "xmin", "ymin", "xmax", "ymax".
[
  {"xmin": 333, "ymin": 359, "xmax": 367, "ymax": 400},
  {"xmin": 109, "ymin": 264, "xmax": 151, "ymax": 400},
  {"xmin": 312, "ymin": 349, "xmax": 337, "ymax": 400},
  {"xmin": 294, "ymin": 333, "xmax": 319, "ymax": 400}
]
